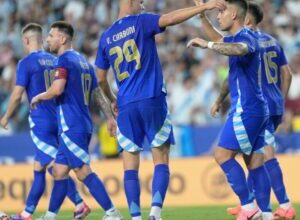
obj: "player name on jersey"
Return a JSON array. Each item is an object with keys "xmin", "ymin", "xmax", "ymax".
[{"xmin": 110, "ymin": 26, "xmax": 136, "ymax": 43}]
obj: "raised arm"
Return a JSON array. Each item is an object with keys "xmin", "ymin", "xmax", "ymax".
[
  {"xmin": 280, "ymin": 65, "xmax": 293, "ymax": 99},
  {"xmin": 187, "ymin": 38, "xmax": 249, "ymax": 56},
  {"xmin": 0, "ymin": 86, "xmax": 25, "ymax": 129},
  {"xmin": 194, "ymin": 0, "xmax": 224, "ymax": 42},
  {"xmin": 159, "ymin": 0, "xmax": 226, "ymax": 28}
]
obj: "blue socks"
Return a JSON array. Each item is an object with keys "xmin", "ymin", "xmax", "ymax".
[
  {"xmin": 249, "ymin": 165, "xmax": 272, "ymax": 212},
  {"xmin": 25, "ymin": 170, "xmax": 46, "ymax": 214},
  {"xmin": 152, "ymin": 164, "xmax": 170, "ymax": 208},
  {"xmin": 48, "ymin": 167, "xmax": 83, "ymax": 205},
  {"xmin": 220, "ymin": 159, "xmax": 253, "ymax": 205},
  {"xmin": 49, "ymin": 179, "xmax": 68, "ymax": 213},
  {"xmin": 83, "ymin": 172, "xmax": 113, "ymax": 211},
  {"xmin": 124, "ymin": 170, "xmax": 141, "ymax": 217},
  {"xmin": 265, "ymin": 158, "xmax": 289, "ymax": 204}
]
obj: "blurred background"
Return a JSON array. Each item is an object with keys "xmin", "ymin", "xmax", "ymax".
[{"xmin": 0, "ymin": 0, "xmax": 300, "ymax": 163}]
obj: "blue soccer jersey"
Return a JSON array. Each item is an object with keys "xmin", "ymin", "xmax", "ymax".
[
  {"xmin": 223, "ymin": 28, "xmax": 268, "ymax": 117},
  {"xmin": 53, "ymin": 50, "xmax": 97, "ymax": 134},
  {"xmin": 16, "ymin": 50, "xmax": 57, "ymax": 131},
  {"xmin": 255, "ymin": 31, "xmax": 288, "ymax": 116},
  {"xmin": 95, "ymin": 13, "xmax": 166, "ymax": 106}
]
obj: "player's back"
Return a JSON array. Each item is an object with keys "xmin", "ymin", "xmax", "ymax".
[
  {"xmin": 96, "ymin": 13, "xmax": 166, "ymax": 107},
  {"xmin": 224, "ymin": 28, "xmax": 268, "ymax": 117},
  {"xmin": 55, "ymin": 50, "xmax": 97, "ymax": 134},
  {"xmin": 16, "ymin": 50, "xmax": 57, "ymax": 132},
  {"xmin": 255, "ymin": 31, "xmax": 287, "ymax": 116}
]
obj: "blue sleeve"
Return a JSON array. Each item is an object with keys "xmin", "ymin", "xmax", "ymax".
[
  {"xmin": 235, "ymin": 32, "xmax": 256, "ymax": 54},
  {"xmin": 277, "ymin": 46, "xmax": 288, "ymax": 67},
  {"xmin": 89, "ymin": 64, "xmax": 98, "ymax": 91},
  {"xmin": 223, "ymin": 36, "xmax": 233, "ymax": 43},
  {"xmin": 15, "ymin": 60, "xmax": 28, "ymax": 87},
  {"xmin": 95, "ymin": 35, "xmax": 110, "ymax": 70},
  {"xmin": 139, "ymin": 13, "xmax": 166, "ymax": 37}
]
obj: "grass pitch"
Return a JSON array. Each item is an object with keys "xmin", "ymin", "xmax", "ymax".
[{"xmin": 31, "ymin": 204, "xmax": 300, "ymax": 220}]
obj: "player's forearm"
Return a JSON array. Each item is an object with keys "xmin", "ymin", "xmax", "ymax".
[
  {"xmin": 210, "ymin": 42, "xmax": 248, "ymax": 56},
  {"xmin": 4, "ymin": 95, "xmax": 22, "ymax": 119},
  {"xmin": 281, "ymin": 65, "xmax": 293, "ymax": 98},
  {"xmin": 99, "ymin": 80, "xmax": 116, "ymax": 103},
  {"xmin": 92, "ymin": 87, "xmax": 113, "ymax": 119},
  {"xmin": 159, "ymin": 5, "xmax": 209, "ymax": 28},
  {"xmin": 200, "ymin": 15, "xmax": 223, "ymax": 42},
  {"xmin": 37, "ymin": 90, "xmax": 58, "ymax": 101},
  {"xmin": 216, "ymin": 77, "xmax": 229, "ymax": 104}
]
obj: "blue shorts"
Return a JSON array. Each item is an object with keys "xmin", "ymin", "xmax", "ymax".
[
  {"xmin": 264, "ymin": 115, "xmax": 282, "ymax": 148},
  {"xmin": 30, "ymin": 129, "xmax": 58, "ymax": 167},
  {"xmin": 218, "ymin": 113, "xmax": 268, "ymax": 155},
  {"xmin": 117, "ymin": 94, "xmax": 175, "ymax": 152},
  {"xmin": 55, "ymin": 131, "xmax": 91, "ymax": 169}
]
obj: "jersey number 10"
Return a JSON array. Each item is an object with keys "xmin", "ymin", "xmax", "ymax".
[{"xmin": 109, "ymin": 39, "xmax": 141, "ymax": 82}]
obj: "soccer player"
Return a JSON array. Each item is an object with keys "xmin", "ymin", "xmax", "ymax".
[
  {"xmin": 188, "ymin": 0, "xmax": 272, "ymax": 219},
  {"xmin": 95, "ymin": 0, "xmax": 226, "ymax": 220},
  {"xmin": 0, "ymin": 23, "xmax": 90, "ymax": 220},
  {"xmin": 225, "ymin": 2, "xmax": 296, "ymax": 219},
  {"xmin": 30, "ymin": 21, "xmax": 122, "ymax": 220}
]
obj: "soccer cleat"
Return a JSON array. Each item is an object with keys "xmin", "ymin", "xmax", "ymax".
[
  {"xmin": 10, "ymin": 214, "xmax": 32, "ymax": 220},
  {"xmin": 273, "ymin": 206, "xmax": 296, "ymax": 220},
  {"xmin": 148, "ymin": 216, "xmax": 162, "ymax": 220},
  {"xmin": 227, "ymin": 205, "xmax": 242, "ymax": 216},
  {"xmin": 236, "ymin": 207, "xmax": 262, "ymax": 220},
  {"xmin": 73, "ymin": 203, "xmax": 91, "ymax": 220},
  {"xmin": 102, "ymin": 209, "xmax": 123, "ymax": 220}
]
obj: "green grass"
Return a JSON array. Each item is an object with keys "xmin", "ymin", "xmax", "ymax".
[{"xmin": 28, "ymin": 204, "xmax": 300, "ymax": 220}]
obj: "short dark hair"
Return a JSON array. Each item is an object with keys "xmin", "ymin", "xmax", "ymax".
[
  {"xmin": 226, "ymin": 0, "xmax": 248, "ymax": 19},
  {"xmin": 51, "ymin": 21, "xmax": 74, "ymax": 39},
  {"xmin": 21, "ymin": 23, "xmax": 43, "ymax": 35},
  {"xmin": 247, "ymin": 1, "xmax": 264, "ymax": 24}
]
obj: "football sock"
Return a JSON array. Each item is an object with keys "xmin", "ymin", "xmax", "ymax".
[
  {"xmin": 249, "ymin": 165, "xmax": 272, "ymax": 212},
  {"xmin": 265, "ymin": 158, "xmax": 290, "ymax": 204},
  {"xmin": 220, "ymin": 159, "xmax": 253, "ymax": 205},
  {"xmin": 25, "ymin": 170, "xmax": 46, "ymax": 214},
  {"xmin": 83, "ymin": 172, "xmax": 113, "ymax": 211},
  {"xmin": 49, "ymin": 179, "xmax": 68, "ymax": 213},
  {"xmin": 124, "ymin": 170, "xmax": 141, "ymax": 217}
]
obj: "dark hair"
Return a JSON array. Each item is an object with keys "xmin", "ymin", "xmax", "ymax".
[
  {"xmin": 51, "ymin": 21, "xmax": 74, "ymax": 39},
  {"xmin": 247, "ymin": 1, "xmax": 264, "ymax": 24},
  {"xmin": 21, "ymin": 23, "xmax": 43, "ymax": 35},
  {"xmin": 225, "ymin": 0, "xmax": 248, "ymax": 19}
]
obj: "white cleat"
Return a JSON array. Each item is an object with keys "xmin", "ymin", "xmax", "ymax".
[{"xmin": 102, "ymin": 209, "xmax": 123, "ymax": 220}]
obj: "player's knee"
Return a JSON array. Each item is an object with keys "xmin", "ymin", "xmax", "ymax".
[
  {"xmin": 213, "ymin": 147, "xmax": 233, "ymax": 165},
  {"xmin": 264, "ymin": 146, "xmax": 275, "ymax": 162},
  {"xmin": 50, "ymin": 166, "xmax": 69, "ymax": 180},
  {"xmin": 74, "ymin": 165, "xmax": 92, "ymax": 182}
]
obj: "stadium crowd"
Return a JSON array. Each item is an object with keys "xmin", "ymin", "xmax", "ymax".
[{"xmin": 0, "ymin": 0, "xmax": 300, "ymax": 153}]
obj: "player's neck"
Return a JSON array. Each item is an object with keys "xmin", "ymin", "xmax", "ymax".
[
  {"xmin": 229, "ymin": 21, "xmax": 244, "ymax": 35},
  {"xmin": 27, "ymin": 45, "xmax": 42, "ymax": 54},
  {"xmin": 58, "ymin": 44, "xmax": 72, "ymax": 55},
  {"xmin": 118, "ymin": 6, "xmax": 131, "ymax": 19}
]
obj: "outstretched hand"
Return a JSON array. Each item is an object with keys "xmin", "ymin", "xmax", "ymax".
[{"xmin": 187, "ymin": 38, "xmax": 208, "ymax": 49}]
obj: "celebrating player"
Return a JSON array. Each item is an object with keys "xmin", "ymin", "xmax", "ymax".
[
  {"xmin": 95, "ymin": 0, "xmax": 226, "ymax": 220},
  {"xmin": 226, "ymin": 2, "xmax": 296, "ymax": 220},
  {"xmin": 0, "ymin": 23, "xmax": 89, "ymax": 220},
  {"xmin": 188, "ymin": 0, "xmax": 272, "ymax": 219},
  {"xmin": 31, "ymin": 21, "xmax": 122, "ymax": 220}
]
